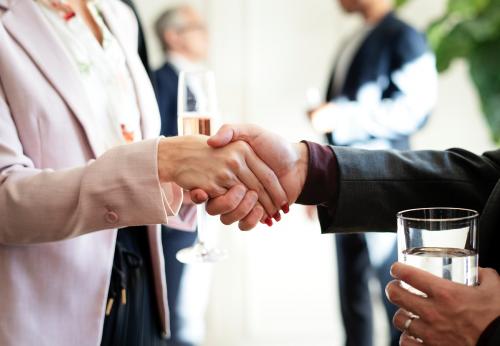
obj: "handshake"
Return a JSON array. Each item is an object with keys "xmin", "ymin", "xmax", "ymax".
[
  {"xmin": 158, "ymin": 123, "xmax": 310, "ymax": 230},
  {"xmin": 158, "ymin": 125, "xmax": 500, "ymax": 346}
]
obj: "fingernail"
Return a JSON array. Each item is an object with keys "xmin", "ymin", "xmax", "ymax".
[
  {"xmin": 390, "ymin": 263, "xmax": 400, "ymax": 278},
  {"xmin": 384, "ymin": 286, "xmax": 389, "ymax": 300},
  {"xmin": 281, "ymin": 204, "xmax": 289, "ymax": 214},
  {"xmin": 265, "ymin": 217, "xmax": 273, "ymax": 227},
  {"xmin": 273, "ymin": 212, "xmax": 281, "ymax": 222}
]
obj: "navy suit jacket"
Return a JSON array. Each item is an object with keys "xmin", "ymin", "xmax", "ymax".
[
  {"xmin": 152, "ymin": 62, "xmax": 179, "ymax": 137},
  {"xmin": 326, "ymin": 12, "xmax": 433, "ymax": 149}
]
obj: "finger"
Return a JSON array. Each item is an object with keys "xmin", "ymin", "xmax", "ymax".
[
  {"xmin": 393, "ymin": 309, "xmax": 423, "ymax": 337},
  {"xmin": 236, "ymin": 164, "xmax": 277, "ymax": 218},
  {"xmin": 400, "ymin": 332, "xmax": 424, "ymax": 345},
  {"xmin": 238, "ymin": 204, "xmax": 265, "ymax": 231},
  {"xmin": 220, "ymin": 190, "xmax": 258, "ymax": 225},
  {"xmin": 478, "ymin": 267, "xmax": 500, "ymax": 287},
  {"xmin": 205, "ymin": 184, "xmax": 246, "ymax": 215},
  {"xmin": 189, "ymin": 189, "xmax": 209, "ymax": 204},
  {"xmin": 245, "ymin": 151, "xmax": 288, "ymax": 217},
  {"xmin": 391, "ymin": 262, "xmax": 449, "ymax": 297},
  {"xmin": 385, "ymin": 280, "xmax": 431, "ymax": 318},
  {"xmin": 208, "ymin": 124, "xmax": 236, "ymax": 147},
  {"xmin": 208, "ymin": 124, "xmax": 260, "ymax": 148}
]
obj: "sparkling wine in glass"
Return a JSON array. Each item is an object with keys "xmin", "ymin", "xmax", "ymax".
[
  {"xmin": 176, "ymin": 70, "xmax": 228, "ymax": 263},
  {"xmin": 397, "ymin": 207, "xmax": 479, "ymax": 295}
]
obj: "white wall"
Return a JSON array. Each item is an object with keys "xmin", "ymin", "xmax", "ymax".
[{"xmin": 135, "ymin": 1, "xmax": 496, "ymax": 345}]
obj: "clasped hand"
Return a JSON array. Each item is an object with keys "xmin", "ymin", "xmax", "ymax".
[{"xmin": 157, "ymin": 127, "xmax": 307, "ymax": 229}]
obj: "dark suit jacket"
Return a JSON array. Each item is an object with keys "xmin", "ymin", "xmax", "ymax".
[
  {"xmin": 326, "ymin": 12, "xmax": 431, "ymax": 149},
  {"xmin": 152, "ymin": 63, "xmax": 179, "ymax": 137},
  {"xmin": 309, "ymin": 146, "xmax": 500, "ymax": 345}
]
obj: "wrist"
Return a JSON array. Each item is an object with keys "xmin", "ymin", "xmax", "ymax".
[
  {"xmin": 293, "ymin": 142, "xmax": 309, "ymax": 201},
  {"xmin": 157, "ymin": 137, "xmax": 179, "ymax": 183},
  {"xmin": 295, "ymin": 141, "xmax": 338, "ymax": 206}
]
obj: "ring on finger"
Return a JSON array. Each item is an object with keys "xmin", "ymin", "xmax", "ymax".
[{"xmin": 403, "ymin": 313, "xmax": 418, "ymax": 333}]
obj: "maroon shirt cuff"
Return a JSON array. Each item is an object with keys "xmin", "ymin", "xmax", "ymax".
[{"xmin": 296, "ymin": 141, "xmax": 339, "ymax": 206}]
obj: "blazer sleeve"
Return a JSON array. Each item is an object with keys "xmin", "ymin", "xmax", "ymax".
[
  {"xmin": 0, "ymin": 82, "xmax": 182, "ymax": 245},
  {"xmin": 318, "ymin": 146, "xmax": 500, "ymax": 233}
]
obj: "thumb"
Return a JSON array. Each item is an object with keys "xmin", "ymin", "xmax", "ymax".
[
  {"xmin": 189, "ymin": 189, "xmax": 209, "ymax": 204},
  {"xmin": 207, "ymin": 124, "xmax": 261, "ymax": 148},
  {"xmin": 207, "ymin": 124, "xmax": 236, "ymax": 148}
]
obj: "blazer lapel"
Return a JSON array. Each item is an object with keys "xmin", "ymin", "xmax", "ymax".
[{"xmin": 2, "ymin": 0, "xmax": 99, "ymax": 156}]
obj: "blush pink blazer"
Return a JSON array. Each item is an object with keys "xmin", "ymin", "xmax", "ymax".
[{"xmin": 0, "ymin": 0, "xmax": 184, "ymax": 344}]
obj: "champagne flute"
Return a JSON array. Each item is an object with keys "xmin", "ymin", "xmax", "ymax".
[{"xmin": 176, "ymin": 70, "xmax": 228, "ymax": 263}]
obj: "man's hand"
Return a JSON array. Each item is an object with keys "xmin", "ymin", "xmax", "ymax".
[
  {"xmin": 158, "ymin": 135, "xmax": 288, "ymax": 223},
  {"xmin": 190, "ymin": 124, "xmax": 309, "ymax": 230},
  {"xmin": 386, "ymin": 262, "xmax": 500, "ymax": 346}
]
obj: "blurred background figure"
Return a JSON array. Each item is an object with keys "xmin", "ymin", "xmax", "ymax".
[
  {"xmin": 307, "ymin": 0, "xmax": 438, "ymax": 345},
  {"xmin": 152, "ymin": 6, "xmax": 210, "ymax": 346}
]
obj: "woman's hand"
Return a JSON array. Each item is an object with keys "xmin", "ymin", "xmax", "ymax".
[
  {"xmin": 157, "ymin": 135, "xmax": 288, "ymax": 221},
  {"xmin": 386, "ymin": 262, "xmax": 500, "ymax": 346},
  {"xmin": 189, "ymin": 124, "xmax": 309, "ymax": 229}
]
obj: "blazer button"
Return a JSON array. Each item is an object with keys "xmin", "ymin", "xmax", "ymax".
[{"xmin": 104, "ymin": 211, "xmax": 119, "ymax": 224}]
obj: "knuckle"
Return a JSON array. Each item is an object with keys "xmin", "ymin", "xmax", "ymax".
[
  {"xmin": 485, "ymin": 268, "xmax": 498, "ymax": 278},
  {"xmin": 206, "ymin": 206, "xmax": 217, "ymax": 216},
  {"xmin": 420, "ymin": 306, "xmax": 434, "ymax": 323},
  {"xmin": 220, "ymin": 215, "xmax": 233, "ymax": 225},
  {"xmin": 239, "ymin": 218, "xmax": 256, "ymax": 231},
  {"xmin": 434, "ymin": 287, "xmax": 453, "ymax": 305},
  {"xmin": 235, "ymin": 140, "xmax": 250, "ymax": 152},
  {"xmin": 226, "ymin": 156, "xmax": 241, "ymax": 172},
  {"xmin": 247, "ymin": 190, "xmax": 259, "ymax": 204},
  {"xmin": 419, "ymin": 329, "xmax": 431, "ymax": 343},
  {"xmin": 217, "ymin": 170, "xmax": 232, "ymax": 183}
]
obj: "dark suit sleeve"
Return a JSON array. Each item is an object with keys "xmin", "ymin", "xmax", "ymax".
[
  {"xmin": 478, "ymin": 317, "xmax": 500, "ymax": 346},
  {"xmin": 296, "ymin": 143, "xmax": 500, "ymax": 233}
]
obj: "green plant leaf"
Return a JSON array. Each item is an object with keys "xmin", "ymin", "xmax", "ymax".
[
  {"xmin": 433, "ymin": 22, "xmax": 475, "ymax": 72},
  {"xmin": 395, "ymin": 0, "xmax": 410, "ymax": 8},
  {"xmin": 469, "ymin": 38, "xmax": 500, "ymax": 143},
  {"xmin": 447, "ymin": 0, "xmax": 489, "ymax": 17}
]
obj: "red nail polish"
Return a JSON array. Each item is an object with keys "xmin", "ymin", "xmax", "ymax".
[
  {"xmin": 273, "ymin": 212, "xmax": 281, "ymax": 222},
  {"xmin": 281, "ymin": 204, "xmax": 290, "ymax": 214},
  {"xmin": 265, "ymin": 218, "xmax": 273, "ymax": 227}
]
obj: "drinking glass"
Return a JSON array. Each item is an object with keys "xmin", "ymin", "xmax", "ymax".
[
  {"xmin": 176, "ymin": 70, "xmax": 228, "ymax": 263},
  {"xmin": 397, "ymin": 207, "xmax": 478, "ymax": 294}
]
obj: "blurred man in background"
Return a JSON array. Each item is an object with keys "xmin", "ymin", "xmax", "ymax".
[
  {"xmin": 308, "ymin": 0, "xmax": 438, "ymax": 345},
  {"xmin": 153, "ymin": 6, "xmax": 210, "ymax": 346}
]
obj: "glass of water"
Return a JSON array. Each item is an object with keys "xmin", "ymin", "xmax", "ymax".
[{"xmin": 397, "ymin": 207, "xmax": 479, "ymax": 294}]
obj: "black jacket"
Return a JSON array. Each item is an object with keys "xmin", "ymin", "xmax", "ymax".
[{"xmin": 316, "ymin": 146, "xmax": 500, "ymax": 345}]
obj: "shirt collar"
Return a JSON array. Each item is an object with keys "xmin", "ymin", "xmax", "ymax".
[{"xmin": 167, "ymin": 52, "xmax": 204, "ymax": 73}]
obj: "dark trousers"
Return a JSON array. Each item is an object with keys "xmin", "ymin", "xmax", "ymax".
[
  {"xmin": 101, "ymin": 227, "xmax": 197, "ymax": 346},
  {"xmin": 101, "ymin": 227, "xmax": 169, "ymax": 346},
  {"xmin": 335, "ymin": 233, "xmax": 400, "ymax": 346},
  {"xmin": 161, "ymin": 226, "xmax": 198, "ymax": 345}
]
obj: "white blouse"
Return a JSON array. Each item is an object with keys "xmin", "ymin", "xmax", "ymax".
[{"xmin": 37, "ymin": 0, "xmax": 142, "ymax": 155}]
